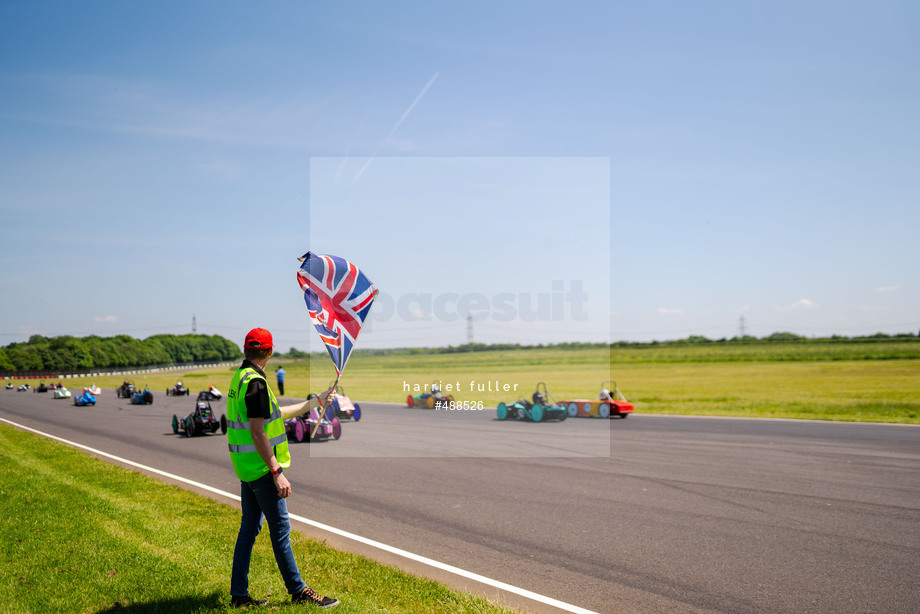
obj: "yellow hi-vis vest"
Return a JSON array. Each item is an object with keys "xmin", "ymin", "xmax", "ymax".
[{"xmin": 227, "ymin": 366, "xmax": 290, "ymax": 482}]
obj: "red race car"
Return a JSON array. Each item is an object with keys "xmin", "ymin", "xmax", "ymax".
[
  {"xmin": 310, "ymin": 383, "xmax": 362, "ymax": 421},
  {"xmin": 561, "ymin": 380, "xmax": 634, "ymax": 419}
]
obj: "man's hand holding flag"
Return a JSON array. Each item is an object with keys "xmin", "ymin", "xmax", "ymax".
[{"xmin": 297, "ymin": 252, "xmax": 378, "ymax": 438}]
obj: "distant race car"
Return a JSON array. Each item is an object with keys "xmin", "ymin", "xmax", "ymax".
[
  {"xmin": 18, "ymin": 384, "xmax": 31, "ymax": 391},
  {"xmin": 171, "ymin": 391, "xmax": 227, "ymax": 437},
  {"xmin": 53, "ymin": 386, "xmax": 72, "ymax": 399},
  {"xmin": 130, "ymin": 387, "xmax": 154, "ymax": 405},
  {"xmin": 87, "ymin": 384, "xmax": 102, "ymax": 396},
  {"xmin": 166, "ymin": 381, "xmax": 191, "ymax": 396},
  {"xmin": 285, "ymin": 407, "xmax": 341, "ymax": 443},
  {"xmin": 4, "ymin": 383, "xmax": 12, "ymax": 390},
  {"xmin": 116, "ymin": 380, "xmax": 137, "ymax": 399},
  {"xmin": 34, "ymin": 382, "xmax": 52, "ymax": 393},
  {"xmin": 73, "ymin": 389, "xmax": 97, "ymax": 406},
  {"xmin": 406, "ymin": 381, "xmax": 455, "ymax": 409},
  {"xmin": 199, "ymin": 385, "xmax": 222, "ymax": 400},
  {"xmin": 561, "ymin": 380, "xmax": 634, "ymax": 419},
  {"xmin": 496, "ymin": 382, "xmax": 568, "ymax": 422},
  {"xmin": 311, "ymin": 384, "xmax": 361, "ymax": 421}
]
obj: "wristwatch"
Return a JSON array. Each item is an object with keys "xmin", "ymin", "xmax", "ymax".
[{"xmin": 271, "ymin": 467, "xmax": 283, "ymax": 476}]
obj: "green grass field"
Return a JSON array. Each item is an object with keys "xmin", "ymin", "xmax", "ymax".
[
  {"xmin": 618, "ymin": 360, "xmax": 920, "ymax": 422},
  {"xmin": 609, "ymin": 339, "xmax": 920, "ymax": 362},
  {"xmin": 0, "ymin": 424, "xmax": 518, "ymax": 614},
  {"xmin": 7, "ymin": 341, "xmax": 920, "ymax": 423}
]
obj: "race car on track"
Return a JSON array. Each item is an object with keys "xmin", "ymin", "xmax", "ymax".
[
  {"xmin": 311, "ymin": 384, "xmax": 361, "ymax": 421},
  {"xmin": 199, "ymin": 385, "xmax": 222, "ymax": 400},
  {"xmin": 130, "ymin": 386, "xmax": 154, "ymax": 405},
  {"xmin": 496, "ymin": 382, "xmax": 568, "ymax": 422},
  {"xmin": 34, "ymin": 382, "xmax": 51, "ymax": 393},
  {"xmin": 74, "ymin": 389, "xmax": 96, "ymax": 406},
  {"xmin": 561, "ymin": 380, "xmax": 634, "ymax": 419},
  {"xmin": 285, "ymin": 407, "xmax": 341, "ymax": 443},
  {"xmin": 4, "ymin": 383, "xmax": 12, "ymax": 390},
  {"xmin": 171, "ymin": 392, "xmax": 227, "ymax": 437},
  {"xmin": 406, "ymin": 381, "xmax": 454, "ymax": 409},
  {"xmin": 116, "ymin": 380, "xmax": 137, "ymax": 398},
  {"xmin": 53, "ymin": 386, "xmax": 72, "ymax": 399},
  {"xmin": 87, "ymin": 384, "xmax": 102, "ymax": 396},
  {"xmin": 166, "ymin": 381, "xmax": 191, "ymax": 396},
  {"xmin": 17, "ymin": 383, "xmax": 31, "ymax": 391}
]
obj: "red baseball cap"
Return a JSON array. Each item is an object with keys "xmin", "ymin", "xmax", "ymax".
[{"xmin": 244, "ymin": 328, "xmax": 273, "ymax": 349}]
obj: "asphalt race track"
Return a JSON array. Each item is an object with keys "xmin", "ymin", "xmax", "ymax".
[{"xmin": 2, "ymin": 389, "xmax": 919, "ymax": 613}]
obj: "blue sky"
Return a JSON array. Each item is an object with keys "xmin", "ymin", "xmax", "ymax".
[{"xmin": 1, "ymin": 1, "xmax": 917, "ymax": 351}]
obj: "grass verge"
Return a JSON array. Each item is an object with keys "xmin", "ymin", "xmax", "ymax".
[
  {"xmin": 0, "ymin": 424, "xmax": 518, "ymax": 614},
  {"xmin": 618, "ymin": 360, "xmax": 920, "ymax": 423}
]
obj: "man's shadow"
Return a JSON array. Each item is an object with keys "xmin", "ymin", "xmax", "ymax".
[{"xmin": 95, "ymin": 592, "xmax": 224, "ymax": 613}]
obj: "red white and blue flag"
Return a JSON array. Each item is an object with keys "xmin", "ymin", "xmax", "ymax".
[{"xmin": 297, "ymin": 252, "xmax": 378, "ymax": 376}]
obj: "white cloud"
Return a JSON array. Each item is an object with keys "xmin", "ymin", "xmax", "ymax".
[
  {"xmin": 875, "ymin": 285, "xmax": 901, "ymax": 292},
  {"xmin": 777, "ymin": 299, "xmax": 818, "ymax": 312},
  {"xmin": 657, "ymin": 307, "xmax": 684, "ymax": 315},
  {"xmin": 93, "ymin": 315, "xmax": 118, "ymax": 323}
]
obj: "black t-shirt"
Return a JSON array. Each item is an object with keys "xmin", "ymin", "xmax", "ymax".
[{"xmin": 240, "ymin": 360, "xmax": 272, "ymax": 420}]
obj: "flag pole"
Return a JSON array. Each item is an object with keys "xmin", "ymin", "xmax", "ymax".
[{"xmin": 310, "ymin": 371, "xmax": 340, "ymax": 440}]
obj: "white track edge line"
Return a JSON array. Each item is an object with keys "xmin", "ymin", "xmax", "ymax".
[{"xmin": 0, "ymin": 417, "xmax": 598, "ymax": 614}]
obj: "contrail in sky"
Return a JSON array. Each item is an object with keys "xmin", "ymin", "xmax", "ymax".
[
  {"xmin": 334, "ymin": 96, "xmax": 374, "ymax": 183},
  {"xmin": 354, "ymin": 71, "xmax": 439, "ymax": 181}
]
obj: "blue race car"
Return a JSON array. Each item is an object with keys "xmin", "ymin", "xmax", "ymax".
[
  {"xmin": 74, "ymin": 389, "xmax": 97, "ymax": 406},
  {"xmin": 496, "ymin": 382, "xmax": 568, "ymax": 422},
  {"xmin": 130, "ymin": 386, "xmax": 154, "ymax": 405}
]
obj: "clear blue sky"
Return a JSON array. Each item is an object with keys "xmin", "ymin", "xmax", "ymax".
[{"xmin": 1, "ymin": 1, "xmax": 917, "ymax": 351}]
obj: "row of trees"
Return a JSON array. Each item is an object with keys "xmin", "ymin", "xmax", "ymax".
[
  {"xmin": 612, "ymin": 331, "xmax": 919, "ymax": 347},
  {"xmin": 0, "ymin": 334, "xmax": 242, "ymax": 373}
]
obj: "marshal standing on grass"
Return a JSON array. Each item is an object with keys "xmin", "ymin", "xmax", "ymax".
[
  {"xmin": 275, "ymin": 365, "xmax": 286, "ymax": 396},
  {"xmin": 227, "ymin": 327, "xmax": 339, "ymax": 609}
]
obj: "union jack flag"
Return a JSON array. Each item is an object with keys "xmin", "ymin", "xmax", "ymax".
[{"xmin": 297, "ymin": 252, "xmax": 378, "ymax": 375}]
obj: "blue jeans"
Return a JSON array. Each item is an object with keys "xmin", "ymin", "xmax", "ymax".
[{"xmin": 231, "ymin": 473, "xmax": 307, "ymax": 596}]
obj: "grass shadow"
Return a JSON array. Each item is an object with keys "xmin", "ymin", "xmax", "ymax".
[{"xmin": 95, "ymin": 592, "xmax": 224, "ymax": 613}]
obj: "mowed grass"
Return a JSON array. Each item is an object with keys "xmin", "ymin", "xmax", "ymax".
[
  {"xmin": 7, "ymin": 343, "xmax": 919, "ymax": 423},
  {"xmin": 0, "ymin": 424, "xmax": 518, "ymax": 614},
  {"xmin": 618, "ymin": 360, "xmax": 920, "ymax": 423},
  {"xmin": 610, "ymin": 339, "xmax": 920, "ymax": 363}
]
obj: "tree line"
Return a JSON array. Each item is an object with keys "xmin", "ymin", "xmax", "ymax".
[
  {"xmin": 611, "ymin": 331, "xmax": 919, "ymax": 347},
  {"xmin": 0, "ymin": 334, "xmax": 242, "ymax": 373}
]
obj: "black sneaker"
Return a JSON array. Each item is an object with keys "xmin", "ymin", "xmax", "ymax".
[
  {"xmin": 292, "ymin": 587, "xmax": 340, "ymax": 608},
  {"xmin": 231, "ymin": 594, "xmax": 268, "ymax": 608}
]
